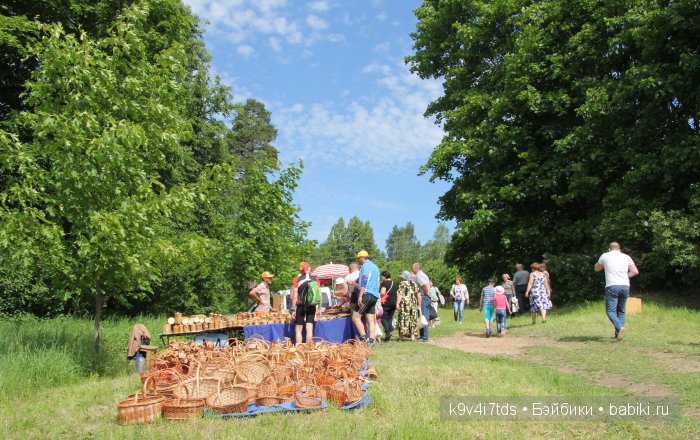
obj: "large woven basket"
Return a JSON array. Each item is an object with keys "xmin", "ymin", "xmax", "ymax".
[
  {"xmin": 206, "ymin": 380, "xmax": 250, "ymax": 414},
  {"xmin": 117, "ymin": 391, "xmax": 165, "ymax": 425},
  {"xmin": 162, "ymin": 397, "xmax": 205, "ymax": 421},
  {"xmin": 172, "ymin": 367, "xmax": 219, "ymax": 400}
]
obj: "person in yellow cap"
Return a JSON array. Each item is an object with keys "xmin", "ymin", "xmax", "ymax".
[
  {"xmin": 250, "ymin": 271, "xmax": 274, "ymax": 314},
  {"xmin": 352, "ymin": 250, "xmax": 380, "ymax": 346}
]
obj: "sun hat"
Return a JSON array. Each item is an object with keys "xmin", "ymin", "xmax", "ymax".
[
  {"xmin": 261, "ymin": 271, "xmax": 274, "ymax": 279},
  {"xmin": 356, "ymin": 250, "xmax": 369, "ymax": 258},
  {"xmin": 495, "ymin": 286, "xmax": 505, "ymax": 294},
  {"xmin": 334, "ymin": 277, "xmax": 346, "ymax": 284}
]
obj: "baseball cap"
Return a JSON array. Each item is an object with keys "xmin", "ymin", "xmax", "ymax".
[
  {"xmin": 335, "ymin": 277, "xmax": 346, "ymax": 284},
  {"xmin": 300, "ymin": 262, "xmax": 311, "ymax": 273},
  {"xmin": 356, "ymin": 250, "xmax": 369, "ymax": 258},
  {"xmin": 261, "ymin": 271, "xmax": 274, "ymax": 279}
]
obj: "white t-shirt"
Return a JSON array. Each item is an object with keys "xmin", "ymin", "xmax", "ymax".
[
  {"xmin": 451, "ymin": 283, "xmax": 468, "ymax": 301},
  {"xmin": 415, "ymin": 271, "xmax": 430, "ymax": 295},
  {"xmin": 598, "ymin": 251, "xmax": 635, "ymax": 287},
  {"xmin": 346, "ymin": 270, "xmax": 360, "ymax": 284}
]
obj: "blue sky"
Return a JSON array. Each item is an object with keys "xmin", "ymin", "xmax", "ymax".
[{"xmin": 183, "ymin": 0, "xmax": 454, "ymax": 250}]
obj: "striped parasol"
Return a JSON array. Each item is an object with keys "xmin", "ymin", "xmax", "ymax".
[{"xmin": 311, "ymin": 264, "xmax": 349, "ymax": 280}]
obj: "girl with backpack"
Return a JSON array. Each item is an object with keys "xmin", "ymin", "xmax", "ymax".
[{"xmin": 291, "ymin": 261, "xmax": 320, "ymax": 344}]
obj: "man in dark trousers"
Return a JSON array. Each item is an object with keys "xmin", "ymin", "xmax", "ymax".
[{"xmin": 513, "ymin": 263, "xmax": 529, "ymax": 316}]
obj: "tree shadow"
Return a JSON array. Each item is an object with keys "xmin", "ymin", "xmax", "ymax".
[{"xmin": 557, "ymin": 335, "xmax": 608, "ymax": 343}]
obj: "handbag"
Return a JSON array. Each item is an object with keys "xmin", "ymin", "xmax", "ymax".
[
  {"xmin": 428, "ymin": 305, "xmax": 438, "ymax": 321},
  {"xmin": 417, "ymin": 314, "xmax": 428, "ymax": 330}
]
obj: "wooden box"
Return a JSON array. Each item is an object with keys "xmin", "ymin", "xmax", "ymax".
[
  {"xmin": 627, "ymin": 297, "xmax": 642, "ymax": 314},
  {"xmin": 272, "ymin": 294, "xmax": 285, "ymax": 311}
]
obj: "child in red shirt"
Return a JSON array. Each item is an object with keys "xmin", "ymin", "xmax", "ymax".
[{"xmin": 494, "ymin": 286, "xmax": 512, "ymax": 337}]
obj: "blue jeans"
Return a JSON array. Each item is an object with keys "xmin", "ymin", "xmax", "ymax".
[
  {"xmin": 605, "ymin": 285, "xmax": 630, "ymax": 331},
  {"xmin": 453, "ymin": 300, "xmax": 464, "ymax": 322},
  {"xmin": 495, "ymin": 309, "xmax": 508, "ymax": 334},
  {"xmin": 420, "ymin": 296, "xmax": 432, "ymax": 340}
]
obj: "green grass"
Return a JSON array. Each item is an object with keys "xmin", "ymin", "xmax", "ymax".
[{"xmin": 0, "ymin": 301, "xmax": 698, "ymax": 439}]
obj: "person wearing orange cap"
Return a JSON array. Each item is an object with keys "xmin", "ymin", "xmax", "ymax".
[{"xmin": 250, "ymin": 271, "xmax": 274, "ymax": 314}]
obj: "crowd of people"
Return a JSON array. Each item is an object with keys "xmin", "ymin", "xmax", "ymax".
[{"xmin": 250, "ymin": 241, "xmax": 639, "ymax": 345}]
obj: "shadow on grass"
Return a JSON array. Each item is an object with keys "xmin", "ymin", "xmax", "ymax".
[{"xmin": 557, "ymin": 335, "xmax": 612, "ymax": 343}]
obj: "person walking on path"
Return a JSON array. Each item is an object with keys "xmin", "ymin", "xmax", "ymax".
[
  {"xmin": 412, "ymin": 262, "xmax": 432, "ymax": 342},
  {"xmin": 396, "ymin": 271, "xmax": 420, "ymax": 341},
  {"xmin": 501, "ymin": 273, "xmax": 515, "ymax": 313},
  {"xmin": 379, "ymin": 271, "xmax": 399, "ymax": 341},
  {"xmin": 479, "ymin": 279, "xmax": 496, "ymax": 337},
  {"xmin": 594, "ymin": 242, "xmax": 639, "ymax": 340},
  {"xmin": 450, "ymin": 276, "xmax": 469, "ymax": 323},
  {"xmin": 494, "ymin": 285, "xmax": 512, "ymax": 337},
  {"xmin": 352, "ymin": 250, "xmax": 381, "ymax": 346},
  {"xmin": 513, "ymin": 264, "xmax": 529, "ymax": 316},
  {"xmin": 541, "ymin": 262, "xmax": 552, "ymax": 297},
  {"xmin": 525, "ymin": 262, "xmax": 551, "ymax": 325},
  {"xmin": 429, "ymin": 281, "xmax": 441, "ymax": 328}
]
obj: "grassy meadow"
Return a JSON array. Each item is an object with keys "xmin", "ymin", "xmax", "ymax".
[{"xmin": 0, "ymin": 299, "xmax": 698, "ymax": 439}]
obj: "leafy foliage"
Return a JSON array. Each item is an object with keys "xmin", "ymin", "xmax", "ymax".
[
  {"xmin": 312, "ymin": 216, "xmax": 384, "ymax": 265},
  {"xmin": 408, "ymin": 0, "xmax": 700, "ymax": 299},
  {"xmin": 0, "ymin": 1, "xmax": 312, "ymax": 352}
]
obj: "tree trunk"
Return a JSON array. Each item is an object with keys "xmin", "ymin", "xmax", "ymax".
[{"xmin": 93, "ymin": 281, "xmax": 102, "ymax": 357}]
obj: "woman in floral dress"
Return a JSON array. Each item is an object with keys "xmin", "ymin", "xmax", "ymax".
[
  {"xmin": 525, "ymin": 262, "xmax": 551, "ymax": 324},
  {"xmin": 396, "ymin": 271, "xmax": 420, "ymax": 341}
]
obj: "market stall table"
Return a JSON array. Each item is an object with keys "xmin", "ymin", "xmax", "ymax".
[
  {"xmin": 243, "ymin": 315, "xmax": 358, "ymax": 343},
  {"xmin": 158, "ymin": 325, "xmax": 243, "ymax": 345}
]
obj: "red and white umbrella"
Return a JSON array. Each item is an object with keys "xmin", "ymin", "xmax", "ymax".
[{"xmin": 311, "ymin": 263, "xmax": 349, "ymax": 280}]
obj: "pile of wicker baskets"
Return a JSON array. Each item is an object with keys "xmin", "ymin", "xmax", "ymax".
[{"xmin": 117, "ymin": 336, "xmax": 373, "ymax": 424}]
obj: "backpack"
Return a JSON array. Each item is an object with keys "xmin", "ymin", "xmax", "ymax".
[{"xmin": 301, "ymin": 278, "xmax": 321, "ymax": 306}]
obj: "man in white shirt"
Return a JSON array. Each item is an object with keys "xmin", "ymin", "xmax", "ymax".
[
  {"xmin": 594, "ymin": 242, "xmax": 639, "ymax": 340},
  {"xmin": 412, "ymin": 262, "xmax": 432, "ymax": 342}
]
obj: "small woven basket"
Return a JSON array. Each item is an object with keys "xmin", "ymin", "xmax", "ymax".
[
  {"xmin": 117, "ymin": 391, "xmax": 165, "ymax": 425},
  {"xmin": 206, "ymin": 380, "xmax": 250, "ymax": 414},
  {"xmin": 294, "ymin": 381, "xmax": 323, "ymax": 409},
  {"xmin": 162, "ymin": 388, "xmax": 205, "ymax": 421}
]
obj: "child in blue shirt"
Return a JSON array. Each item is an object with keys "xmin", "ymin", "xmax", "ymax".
[{"xmin": 479, "ymin": 279, "xmax": 496, "ymax": 337}]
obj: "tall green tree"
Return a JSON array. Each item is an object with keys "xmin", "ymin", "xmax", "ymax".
[
  {"xmin": 408, "ymin": 0, "xmax": 700, "ymax": 297},
  {"xmin": 386, "ymin": 222, "xmax": 422, "ymax": 263},
  {"xmin": 0, "ymin": 4, "xmax": 202, "ymax": 354},
  {"xmin": 312, "ymin": 216, "xmax": 383, "ymax": 265}
]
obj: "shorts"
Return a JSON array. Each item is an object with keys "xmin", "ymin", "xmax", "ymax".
[
  {"xmin": 482, "ymin": 304, "xmax": 495, "ymax": 322},
  {"xmin": 295, "ymin": 304, "xmax": 316, "ymax": 325},
  {"xmin": 356, "ymin": 295, "xmax": 378, "ymax": 315}
]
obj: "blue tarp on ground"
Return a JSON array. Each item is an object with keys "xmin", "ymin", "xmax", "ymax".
[{"xmin": 243, "ymin": 316, "xmax": 358, "ymax": 343}]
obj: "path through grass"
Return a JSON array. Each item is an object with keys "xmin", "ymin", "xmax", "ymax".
[{"xmin": 0, "ymin": 301, "xmax": 698, "ymax": 439}]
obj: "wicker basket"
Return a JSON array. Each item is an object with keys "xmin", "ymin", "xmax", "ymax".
[
  {"xmin": 322, "ymin": 384, "xmax": 346, "ymax": 406},
  {"xmin": 172, "ymin": 367, "xmax": 219, "ymax": 400},
  {"xmin": 162, "ymin": 385, "xmax": 205, "ymax": 422},
  {"xmin": 206, "ymin": 381, "xmax": 250, "ymax": 414},
  {"xmin": 343, "ymin": 373, "xmax": 366, "ymax": 404},
  {"xmin": 117, "ymin": 391, "xmax": 165, "ymax": 425},
  {"xmin": 294, "ymin": 381, "xmax": 323, "ymax": 409},
  {"xmin": 256, "ymin": 395, "xmax": 281, "ymax": 407}
]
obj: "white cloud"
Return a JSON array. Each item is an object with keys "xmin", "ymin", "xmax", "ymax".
[
  {"xmin": 308, "ymin": 0, "xmax": 329, "ymax": 12},
  {"xmin": 184, "ymin": 0, "xmax": 321, "ymax": 52},
  {"xmin": 273, "ymin": 63, "xmax": 444, "ymax": 171},
  {"xmin": 376, "ymin": 11, "xmax": 388, "ymax": 21},
  {"xmin": 237, "ymin": 44, "xmax": 254, "ymax": 57},
  {"xmin": 326, "ymin": 33, "xmax": 345, "ymax": 42},
  {"xmin": 373, "ymin": 42, "xmax": 390, "ymax": 53},
  {"xmin": 306, "ymin": 14, "xmax": 328, "ymax": 31},
  {"xmin": 362, "ymin": 63, "xmax": 391, "ymax": 75},
  {"xmin": 268, "ymin": 36, "xmax": 282, "ymax": 51}
]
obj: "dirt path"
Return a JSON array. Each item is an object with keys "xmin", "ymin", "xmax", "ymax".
[{"xmin": 430, "ymin": 331, "xmax": 679, "ymax": 399}]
